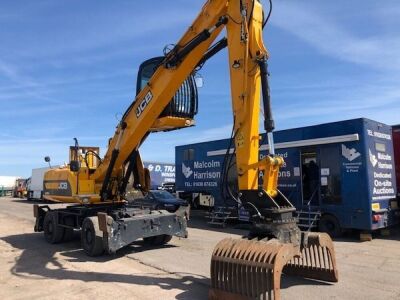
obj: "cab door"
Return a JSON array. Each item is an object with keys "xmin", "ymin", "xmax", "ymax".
[{"xmin": 319, "ymin": 145, "xmax": 342, "ymax": 206}]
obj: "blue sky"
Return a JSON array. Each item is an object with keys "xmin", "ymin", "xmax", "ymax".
[{"xmin": 1, "ymin": 0, "xmax": 399, "ymax": 177}]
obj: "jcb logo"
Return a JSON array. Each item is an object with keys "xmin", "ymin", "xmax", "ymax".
[
  {"xmin": 136, "ymin": 91, "xmax": 153, "ymax": 118},
  {"xmin": 58, "ymin": 182, "xmax": 68, "ymax": 190}
]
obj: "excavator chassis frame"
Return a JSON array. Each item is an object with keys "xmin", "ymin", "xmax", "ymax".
[{"xmin": 34, "ymin": 203, "xmax": 188, "ymax": 254}]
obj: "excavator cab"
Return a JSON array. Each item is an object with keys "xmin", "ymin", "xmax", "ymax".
[
  {"xmin": 69, "ymin": 146, "xmax": 100, "ymax": 170},
  {"xmin": 136, "ymin": 57, "xmax": 198, "ymax": 132}
]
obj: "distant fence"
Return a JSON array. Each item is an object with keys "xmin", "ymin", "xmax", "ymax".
[{"xmin": 0, "ymin": 186, "xmax": 12, "ymax": 197}]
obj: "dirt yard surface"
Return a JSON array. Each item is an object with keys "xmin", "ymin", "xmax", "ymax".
[{"xmin": 0, "ymin": 197, "xmax": 399, "ymax": 299}]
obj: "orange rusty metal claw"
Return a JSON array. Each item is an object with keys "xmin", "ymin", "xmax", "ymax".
[
  {"xmin": 209, "ymin": 233, "xmax": 338, "ymax": 300},
  {"xmin": 209, "ymin": 238, "xmax": 299, "ymax": 300},
  {"xmin": 283, "ymin": 232, "xmax": 339, "ymax": 283}
]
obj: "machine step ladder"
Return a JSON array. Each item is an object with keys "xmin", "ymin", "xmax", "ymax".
[
  {"xmin": 207, "ymin": 206, "xmax": 235, "ymax": 227},
  {"xmin": 296, "ymin": 209, "xmax": 321, "ymax": 231}
]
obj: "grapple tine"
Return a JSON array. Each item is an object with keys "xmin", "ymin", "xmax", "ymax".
[
  {"xmin": 283, "ymin": 232, "xmax": 339, "ymax": 283},
  {"xmin": 209, "ymin": 238, "xmax": 298, "ymax": 300}
]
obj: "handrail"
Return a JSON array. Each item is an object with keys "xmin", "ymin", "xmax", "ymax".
[{"xmin": 305, "ymin": 185, "xmax": 319, "ymax": 231}]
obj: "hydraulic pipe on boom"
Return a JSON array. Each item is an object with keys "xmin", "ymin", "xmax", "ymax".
[{"xmin": 35, "ymin": 1, "xmax": 338, "ymax": 299}]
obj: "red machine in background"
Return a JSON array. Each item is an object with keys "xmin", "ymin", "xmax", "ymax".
[{"xmin": 13, "ymin": 178, "xmax": 28, "ymax": 198}]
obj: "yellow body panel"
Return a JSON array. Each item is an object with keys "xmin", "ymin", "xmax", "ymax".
[
  {"xmin": 78, "ymin": 180, "xmax": 95, "ymax": 194},
  {"xmin": 43, "ymin": 167, "xmax": 102, "ymax": 204},
  {"xmin": 150, "ymin": 116, "xmax": 195, "ymax": 132}
]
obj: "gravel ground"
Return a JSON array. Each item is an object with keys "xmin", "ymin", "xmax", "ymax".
[{"xmin": 0, "ymin": 197, "xmax": 399, "ymax": 299}]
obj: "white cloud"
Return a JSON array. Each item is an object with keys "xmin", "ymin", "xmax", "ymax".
[
  {"xmin": 267, "ymin": 1, "xmax": 400, "ymax": 128},
  {"xmin": 273, "ymin": 80, "xmax": 400, "ymax": 128},
  {"xmin": 271, "ymin": 2, "xmax": 400, "ymax": 70}
]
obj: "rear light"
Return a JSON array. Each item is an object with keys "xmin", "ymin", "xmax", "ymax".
[{"xmin": 372, "ymin": 214, "xmax": 382, "ymax": 222}]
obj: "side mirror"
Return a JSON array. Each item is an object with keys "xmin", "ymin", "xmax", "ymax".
[
  {"xmin": 70, "ymin": 160, "xmax": 80, "ymax": 172},
  {"xmin": 44, "ymin": 156, "xmax": 52, "ymax": 168}
]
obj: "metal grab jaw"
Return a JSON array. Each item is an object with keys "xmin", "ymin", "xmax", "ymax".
[
  {"xmin": 284, "ymin": 232, "xmax": 338, "ymax": 283},
  {"xmin": 210, "ymin": 238, "xmax": 299, "ymax": 300},
  {"xmin": 209, "ymin": 190, "xmax": 338, "ymax": 300}
]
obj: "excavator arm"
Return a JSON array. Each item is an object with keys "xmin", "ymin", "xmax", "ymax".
[{"xmin": 92, "ymin": 0, "xmax": 282, "ymax": 206}]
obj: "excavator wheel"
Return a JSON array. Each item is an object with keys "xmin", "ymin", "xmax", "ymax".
[
  {"xmin": 209, "ymin": 233, "xmax": 338, "ymax": 300},
  {"xmin": 43, "ymin": 211, "xmax": 64, "ymax": 244},
  {"xmin": 81, "ymin": 217, "xmax": 104, "ymax": 256}
]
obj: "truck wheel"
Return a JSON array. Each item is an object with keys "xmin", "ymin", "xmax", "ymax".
[
  {"xmin": 43, "ymin": 211, "xmax": 64, "ymax": 244},
  {"xmin": 319, "ymin": 214, "xmax": 342, "ymax": 238},
  {"xmin": 143, "ymin": 234, "xmax": 172, "ymax": 246},
  {"xmin": 162, "ymin": 235, "xmax": 173, "ymax": 244},
  {"xmin": 81, "ymin": 217, "xmax": 104, "ymax": 256},
  {"xmin": 192, "ymin": 196, "xmax": 200, "ymax": 209}
]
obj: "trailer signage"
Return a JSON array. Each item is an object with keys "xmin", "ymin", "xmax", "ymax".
[
  {"xmin": 369, "ymin": 146, "xmax": 395, "ymax": 199},
  {"xmin": 365, "ymin": 125, "xmax": 396, "ymax": 201},
  {"xmin": 181, "ymin": 160, "xmax": 221, "ymax": 187},
  {"xmin": 342, "ymin": 144, "xmax": 362, "ymax": 173},
  {"xmin": 182, "ymin": 163, "xmax": 193, "ymax": 178},
  {"xmin": 367, "ymin": 129, "xmax": 391, "ymax": 140},
  {"xmin": 143, "ymin": 162, "xmax": 175, "ymax": 188},
  {"xmin": 342, "ymin": 144, "xmax": 361, "ymax": 162}
]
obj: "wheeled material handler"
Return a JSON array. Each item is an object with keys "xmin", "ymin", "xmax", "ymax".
[{"xmin": 34, "ymin": 0, "xmax": 338, "ymax": 298}]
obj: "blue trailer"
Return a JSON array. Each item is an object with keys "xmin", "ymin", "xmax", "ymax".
[
  {"xmin": 175, "ymin": 118, "xmax": 400, "ymax": 235},
  {"xmin": 143, "ymin": 161, "xmax": 175, "ymax": 189}
]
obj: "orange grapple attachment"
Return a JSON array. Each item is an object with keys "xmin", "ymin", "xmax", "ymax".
[{"xmin": 209, "ymin": 233, "xmax": 338, "ymax": 300}]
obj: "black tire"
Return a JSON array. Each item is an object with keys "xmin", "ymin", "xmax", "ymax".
[
  {"xmin": 319, "ymin": 214, "xmax": 342, "ymax": 238},
  {"xmin": 191, "ymin": 196, "xmax": 200, "ymax": 209},
  {"xmin": 143, "ymin": 234, "xmax": 172, "ymax": 246},
  {"xmin": 43, "ymin": 211, "xmax": 64, "ymax": 244},
  {"xmin": 81, "ymin": 217, "xmax": 104, "ymax": 256},
  {"xmin": 154, "ymin": 204, "xmax": 163, "ymax": 210},
  {"xmin": 163, "ymin": 235, "xmax": 173, "ymax": 244}
]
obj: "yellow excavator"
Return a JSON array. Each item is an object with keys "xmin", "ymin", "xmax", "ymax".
[{"xmin": 33, "ymin": 0, "xmax": 338, "ymax": 298}]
